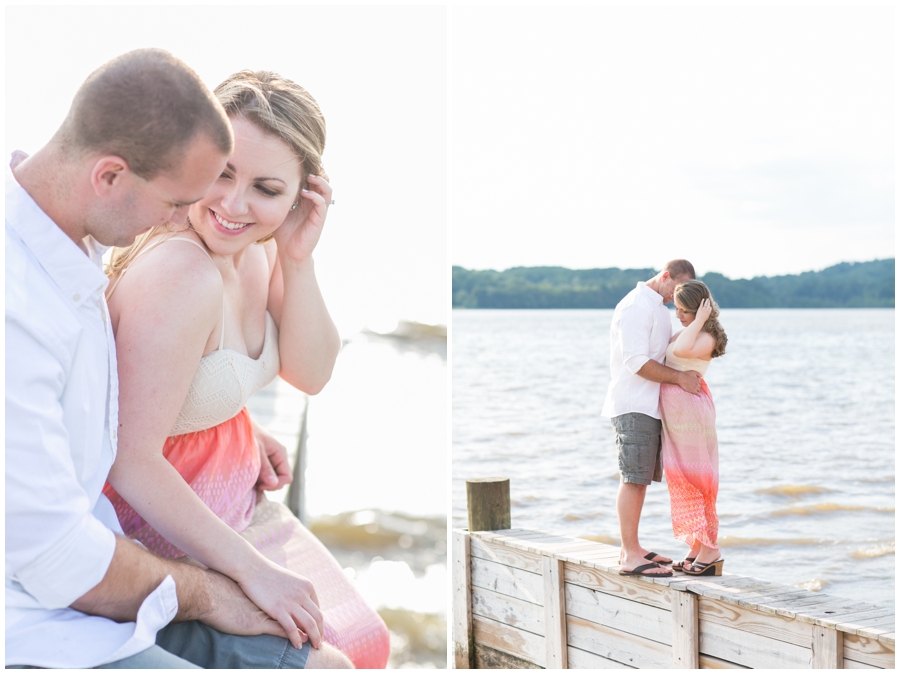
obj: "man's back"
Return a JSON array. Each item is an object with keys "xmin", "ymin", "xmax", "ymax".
[{"xmin": 601, "ymin": 282, "xmax": 672, "ymax": 420}]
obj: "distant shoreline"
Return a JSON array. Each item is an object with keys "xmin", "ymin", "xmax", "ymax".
[{"xmin": 452, "ymin": 259, "xmax": 894, "ymax": 309}]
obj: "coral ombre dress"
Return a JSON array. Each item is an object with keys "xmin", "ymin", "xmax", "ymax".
[
  {"xmin": 659, "ymin": 341, "xmax": 719, "ymax": 551},
  {"xmin": 102, "ymin": 237, "xmax": 390, "ymax": 668}
]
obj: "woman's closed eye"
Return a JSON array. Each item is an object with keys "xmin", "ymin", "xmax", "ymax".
[{"xmin": 256, "ymin": 183, "xmax": 281, "ymax": 197}]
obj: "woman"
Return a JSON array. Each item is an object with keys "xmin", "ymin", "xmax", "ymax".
[
  {"xmin": 102, "ymin": 71, "xmax": 390, "ymax": 668},
  {"xmin": 659, "ymin": 280, "xmax": 728, "ymax": 576}
]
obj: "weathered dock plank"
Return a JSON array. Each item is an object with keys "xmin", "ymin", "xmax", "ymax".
[
  {"xmin": 470, "ymin": 536, "xmax": 542, "ymax": 574},
  {"xmin": 811, "ymin": 624, "xmax": 842, "ymax": 668},
  {"xmin": 698, "ymin": 596, "xmax": 813, "ymax": 648},
  {"xmin": 564, "ymin": 562, "xmax": 674, "ymax": 611},
  {"xmin": 474, "ymin": 643, "xmax": 541, "ymax": 669},
  {"xmin": 699, "ymin": 618, "xmax": 813, "ymax": 669},
  {"xmin": 472, "ymin": 586, "xmax": 544, "ymax": 635},
  {"xmin": 457, "ymin": 527, "xmax": 894, "ymax": 669},
  {"xmin": 473, "ymin": 615, "xmax": 545, "ymax": 667},
  {"xmin": 452, "ymin": 530, "xmax": 473, "ymax": 668},
  {"xmin": 843, "ymin": 658, "xmax": 882, "ymax": 669},
  {"xmin": 566, "ymin": 582, "xmax": 673, "ymax": 645},
  {"xmin": 566, "ymin": 614, "xmax": 672, "ymax": 669},
  {"xmin": 672, "ymin": 591, "xmax": 699, "ymax": 668},
  {"xmin": 699, "ymin": 653, "xmax": 750, "ymax": 669},
  {"xmin": 543, "ymin": 556, "xmax": 567, "ymax": 668},
  {"xmin": 471, "ymin": 555, "xmax": 543, "ymax": 605},
  {"xmin": 567, "ymin": 644, "xmax": 637, "ymax": 669}
]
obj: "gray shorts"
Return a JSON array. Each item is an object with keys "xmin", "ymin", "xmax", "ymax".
[
  {"xmin": 612, "ymin": 412, "xmax": 663, "ymax": 486},
  {"xmin": 9, "ymin": 623, "xmax": 311, "ymax": 670},
  {"xmin": 154, "ymin": 621, "xmax": 311, "ymax": 669}
]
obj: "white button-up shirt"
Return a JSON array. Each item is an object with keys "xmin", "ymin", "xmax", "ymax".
[
  {"xmin": 5, "ymin": 157, "xmax": 177, "ymax": 668},
  {"xmin": 601, "ymin": 282, "xmax": 672, "ymax": 420}
]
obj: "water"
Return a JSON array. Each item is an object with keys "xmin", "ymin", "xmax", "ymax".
[
  {"xmin": 452, "ymin": 309, "xmax": 894, "ymax": 610},
  {"xmin": 250, "ymin": 327, "xmax": 447, "ymax": 668}
]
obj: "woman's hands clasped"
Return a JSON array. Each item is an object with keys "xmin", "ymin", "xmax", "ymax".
[
  {"xmin": 274, "ymin": 175, "xmax": 333, "ymax": 264},
  {"xmin": 238, "ymin": 557, "xmax": 324, "ymax": 650}
]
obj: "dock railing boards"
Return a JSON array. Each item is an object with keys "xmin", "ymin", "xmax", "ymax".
[{"xmin": 452, "ymin": 528, "xmax": 895, "ymax": 669}]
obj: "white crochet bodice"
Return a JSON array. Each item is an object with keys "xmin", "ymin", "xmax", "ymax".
[
  {"xmin": 665, "ymin": 340, "xmax": 711, "ymax": 377},
  {"xmin": 170, "ymin": 311, "xmax": 280, "ymax": 435}
]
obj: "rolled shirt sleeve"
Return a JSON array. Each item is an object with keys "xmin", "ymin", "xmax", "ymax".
[
  {"xmin": 618, "ymin": 304, "xmax": 653, "ymax": 374},
  {"xmin": 5, "ymin": 313, "xmax": 117, "ymax": 609}
]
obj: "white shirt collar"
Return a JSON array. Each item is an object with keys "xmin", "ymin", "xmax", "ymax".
[
  {"xmin": 636, "ymin": 281, "xmax": 664, "ymax": 305},
  {"xmin": 7, "ymin": 154, "xmax": 109, "ymax": 306}
]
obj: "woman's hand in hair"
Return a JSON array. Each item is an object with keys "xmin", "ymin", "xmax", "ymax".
[
  {"xmin": 273, "ymin": 174, "xmax": 333, "ymax": 264},
  {"xmin": 695, "ymin": 298, "xmax": 712, "ymax": 325}
]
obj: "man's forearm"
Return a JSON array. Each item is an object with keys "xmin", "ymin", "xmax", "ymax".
[
  {"xmin": 635, "ymin": 359, "xmax": 684, "ymax": 384},
  {"xmin": 71, "ymin": 535, "xmax": 210, "ymax": 623}
]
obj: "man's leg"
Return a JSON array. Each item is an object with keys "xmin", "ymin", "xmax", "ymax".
[
  {"xmin": 307, "ymin": 644, "xmax": 355, "ymax": 669},
  {"xmin": 8, "ymin": 645, "xmax": 201, "ymax": 669},
  {"xmin": 95, "ymin": 645, "xmax": 201, "ymax": 669},
  {"xmin": 155, "ymin": 620, "xmax": 352, "ymax": 669},
  {"xmin": 617, "ymin": 480, "xmax": 647, "ymax": 555},
  {"xmin": 613, "ymin": 413, "xmax": 671, "ymax": 574}
]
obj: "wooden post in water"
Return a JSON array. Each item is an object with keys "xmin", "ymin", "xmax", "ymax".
[
  {"xmin": 466, "ymin": 477, "xmax": 511, "ymax": 532},
  {"xmin": 287, "ymin": 402, "xmax": 308, "ymax": 526}
]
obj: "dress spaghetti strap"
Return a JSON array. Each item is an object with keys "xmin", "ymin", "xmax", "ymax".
[{"xmin": 106, "ymin": 235, "xmax": 226, "ymax": 350}]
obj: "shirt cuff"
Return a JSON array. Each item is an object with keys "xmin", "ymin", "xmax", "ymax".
[
  {"xmin": 15, "ymin": 513, "xmax": 116, "ymax": 610},
  {"xmin": 624, "ymin": 354, "xmax": 650, "ymax": 375}
]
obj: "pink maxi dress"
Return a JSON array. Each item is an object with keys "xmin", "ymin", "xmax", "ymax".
[
  {"xmin": 102, "ymin": 237, "xmax": 390, "ymax": 668},
  {"xmin": 659, "ymin": 341, "xmax": 719, "ymax": 551}
]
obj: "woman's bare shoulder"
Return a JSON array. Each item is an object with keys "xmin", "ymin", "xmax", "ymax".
[{"xmin": 110, "ymin": 235, "xmax": 223, "ymax": 317}]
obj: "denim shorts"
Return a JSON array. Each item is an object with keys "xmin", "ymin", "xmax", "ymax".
[{"xmin": 612, "ymin": 412, "xmax": 663, "ymax": 486}]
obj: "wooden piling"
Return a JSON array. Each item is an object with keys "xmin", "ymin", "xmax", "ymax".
[{"xmin": 466, "ymin": 478, "xmax": 511, "ymax": 532}]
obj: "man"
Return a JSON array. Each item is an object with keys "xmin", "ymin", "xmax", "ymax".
[
  {"xmin": 600, "ymin": 260, "xmax": 701, "ymax": 577},
  {"xmin": 6, "ymin": 49, "xmax": 350, "ymax": 669}
]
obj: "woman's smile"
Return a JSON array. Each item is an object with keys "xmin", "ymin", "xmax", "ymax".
[{"xmin": 209, "ymin": 208, "xmax": 253, "ymax": 233}]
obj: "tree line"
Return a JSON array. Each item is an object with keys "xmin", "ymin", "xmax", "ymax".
[{"xmin": 452, "ymin": 259, "xmax": 895, "ymax": 309}]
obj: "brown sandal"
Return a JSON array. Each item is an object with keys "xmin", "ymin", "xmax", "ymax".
[
  {"xmin": 619, "ymin": 562, "xmax": 673, "ymax": 577},
  {"xmin": 672, "ymin": 557, "xmax": 696, "ymax": 572},
  {"xmin": 682, "ymin": 558, "xmax": 724, "ymax": 576}
]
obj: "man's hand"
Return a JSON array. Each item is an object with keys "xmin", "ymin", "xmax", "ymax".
[
  {"xmin": 197, "ymin": 569, "xmax": 290, "ymax": 641},
  {"xmin": 678, "ymin": 370, "xmax": 702, "ymax": 394},
  {"xmin": 252, "ymin": 420, "xmax": 293, "ymax": 492}
]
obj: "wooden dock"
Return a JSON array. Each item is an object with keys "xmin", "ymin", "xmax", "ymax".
[{"xmin": 452, "ymin": 527, "xmax": 895, "ymax": 669}]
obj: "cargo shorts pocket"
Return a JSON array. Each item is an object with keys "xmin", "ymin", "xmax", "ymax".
[{"xmin": 618, "ymin": 432, "xmax": 652, "ymax": 478}]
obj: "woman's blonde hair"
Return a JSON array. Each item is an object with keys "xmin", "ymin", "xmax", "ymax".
[
  {"xmin": 106, "ymin": 70, "xmax": 327, "ymax": 278},
  {"xmin": 674, "ymin": 280, "xmax": 728, "ymax": 358}
]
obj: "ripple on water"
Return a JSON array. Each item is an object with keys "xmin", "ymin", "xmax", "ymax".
[
  {"xmin": 851, "ymin": 542, "xmax": 895, "ymax": 559},
  {"xmin": 578, "ymin": 534, "xmax": 620, "ymax": 545},
  {"xmin": 754, "ymin": 485, "xmax": 833, "ymax": 499},
  {"xmin": 717, "ymin": 536, "xmax": 829, "ymax": 548},
  {"xmin": 771, "ymin": 503, "xmax": 895, "ymax": 517},
  {"xmin": 794, "ymin": 578, "xmax": 828, "ymax": 592}
]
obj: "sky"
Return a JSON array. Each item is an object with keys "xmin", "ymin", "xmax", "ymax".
[
  {"xmin": 449, "ymin": 4, "xmax": 895, "ymax": 280},
  {"xmin": 5, "ymin": 5, "xmax": 447, "ymax": 334}
]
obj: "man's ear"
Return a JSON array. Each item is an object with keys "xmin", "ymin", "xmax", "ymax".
[{"xmin": 89, "ymin": 156, "xmax": 131, "ymax": 197}]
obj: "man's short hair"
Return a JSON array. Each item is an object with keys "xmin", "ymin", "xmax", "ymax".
[
  {"xmin": 663, "ymin": 259, "xmax": 696, "ymax": 280},
  {"xmin": 58, "ymin": 49, "xmax": 232, "ymax": 179}
]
